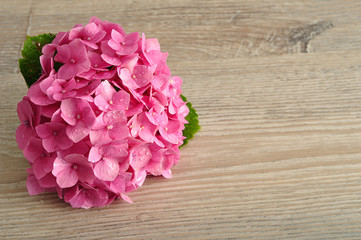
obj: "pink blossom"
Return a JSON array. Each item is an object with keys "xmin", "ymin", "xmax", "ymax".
[
  {"xmin": 88, "ymin": 141, "xmax": 128, "ymax": 181},
  {"xmin": 146, "ymin": 145, "xmax": 180, "ymax": 177},
  {"xmin": 52, "ymin": 154, "xmax": 95, "ymax": 188},
  {"xmin": 35, "ymin": 122, "xmax": 73, "ymax": 152},
  {"xmin": 108, "ymin": 30, "xmax": 139, "ymax": 55},
  {"xmin": 41, "ymin": 32, "xmax": 70, "ymax": 57},
  {"xmin": 46, "ymin": 78, "xmax": 77, "ymax": 101},
  {"xmin": 158, "ymin": 119, "xmax": 183, "ymax": 144},
  {"xmin": 64, "ymin": 183, "xmax": 110, "ymax": 209},
  {"xmin": 26, "ymin": 168, "xmax": 45, "ymax": 195},
  {"xmin": 40, "ymin": 55, "xmax": 54, "ymax": 78},
  {"xmin": 151, "ymin": 60, "xmax": 171, "ymax": 91},
  {"xmin": 69, "ymin": 22, "xmax": 106, "ymax": 49},
  {"xmin": 119, "ymin": 64, "xmax": 153, "ymax": 90},
  {"xmin": 60, "ymin": 98, "xmax": 96, "ymax": 142},
  {"xmin": 89, "ymin": 16, "xmax": 126, "ymax": 40},
  {"xmin": 141, "ymin": 33, "xmax": 165, "ymax": 66},
  {"xmin": 94, "ymin": 80, "xmax": 130, "ymax": 112},
  {"xmin": 16, "ymin": 96, "xmax": 41, "ymax": 149},
  {"xmin": 90, "ymin": 111, "xmax": 129, "ymax": 146},
  {"xmin": 23, "ymin": 138, "xmax": 56, "ymax": 179},
  {"xmin": 129, "ymin": 113, "xmax": 158, "ymax": 143},
  {"xmin": 26, "ymin": 167, "xmax": 57, "ymax": 192},
  {"xmin": 100, "ymin": 41, "xmax": 122, "ymax": 66},
  {"xmin": 17, "ymin": 17, "xmax": 190, "ymax": 208},
  {"xmin": 108, "ymin": 172, "xmax": 132, "ymax": 194},
  {"xmin": 27, "ymin": 81, "xmax": 57, "ymax": 106},
  {"xmin": 168, "ymin": 76, "xmax": 183, "ymax": 94},
  {"xmin": 54, "ymin": 39, "xmax": 91, "ymax": 79},
  {"xmin": 57, "ymin": 141, "xmax": 90, "ymax": 159},
  {"xmin": 129, "ymin": 143, "xmax": 152, "ymax": 172},
  {"xmin": 145, "ymin": 107, "xmax": 168, "ymax": 126}
]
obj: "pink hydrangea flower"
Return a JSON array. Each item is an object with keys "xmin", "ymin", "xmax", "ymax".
[
  {"xmin": 90, "ymin": 110, "xmax": 129, "ymax": 146},
  {"xmin": 60, "ymin": 98, "xmax": 96, "ymax": 142},
  {"xmin": 108, "ymin": 30, "xmax": 139, "ymax": 55},
  {"xmin": 16, "ymin": 96, "xmax": 41, "ymax": 149},
  {"xmin": 89, "ymin": 141, "xmax": 128, "ymax": 181},
  {"xmin": 69, "ymin": 22, "xmax": 106, "ymax": 49},
  {"xmin": 16, "ymin": 17, "xmax": 189, "ymax": 208},
  {"xmin": 54, "ymin": 39, "xmax": 91, "ymax": 79},
  {"xmin": 94, "ymin": 80, "xmax": 130, "ymax": 112},
  {"xmin": 52, "ymin": 154, "xmax": 95, "ymax": 188},
  {"xmin": 35, "ymin": 122, "xmax": 73, "ymax": 152}
]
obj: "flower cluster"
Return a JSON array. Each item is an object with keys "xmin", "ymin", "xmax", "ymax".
[{"xmin": 16, "ymin": 17, "xmax": 189, "ymax": 208}]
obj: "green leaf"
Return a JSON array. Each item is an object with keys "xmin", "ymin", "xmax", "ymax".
[
  {"xmin": 180, "ymin": 94, "xmax": 200, "ymax": 147},
  {"xmin": 19, "ymin": 33, "xmax": 56, "ymax": 87}
]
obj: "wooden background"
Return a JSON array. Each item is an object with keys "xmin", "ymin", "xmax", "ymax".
[{"xmin": 1, "ymin": 0, "xmax": 361, "ymax": 239}]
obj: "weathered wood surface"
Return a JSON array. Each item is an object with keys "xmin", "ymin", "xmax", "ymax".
[{"xmin": 1, "ymin": 1, "xmax": 361, "ymax": 239}]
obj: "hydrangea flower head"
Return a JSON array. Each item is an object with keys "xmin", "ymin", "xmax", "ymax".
[{"xmin": 16, "ymin": 17, "xmax": 198, "ymax": 208}]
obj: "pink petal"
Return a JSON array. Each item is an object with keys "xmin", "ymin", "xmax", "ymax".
[
  {"xmin": 88, "ymin": 146, "xmax": 102, "ymax": 163},
  {"xmin": 64, "ymin": 153, "xmax": 88, "ymax": 165},
  {"xmin": 37, "ymin": 172, "xmax": 57, "ymax": 188},
  {"xmin": 39, "ymin": 71, "xmax": 56, "ymax": 93},
  {"xmin": 102, "ymin": 143, "xmax": 128, "ymax": 159},
  {"xmin": 138, "ymin": 113, "xmax": 157, "ymax": 142},
  {"xmin": 23, "ymin": 137, "xmax": 43, "ymax": 163},
  {"xmin": 68, "ymin": 26, "xmax": 83, "ymax": 40},
  {"xmin": 112, "ymin": 90, "xmax": 130, "ymax": 110},
  {"xmin": 90, "ymin": 128, "xmax": 111, "ymax": 146},
  {"xmin": 52, "ymin": 157, "xmax": 72, "ymax": 177},
  {"xmin": 109, "ymin": 123, "xmax": 129, "ymax": 140},
  {"xmin": 66, "ymin": 121, "xmax": 90, "ymax": 143},
  {"xmin": 26, "ymin": 171, "xmax": 44, "ymax": 195},
  {"xmin": 116, "ymin": 44, "xmax": 138, "ymax": 56},
  {"xmin": 133, "ymin": 65, "xmax": 152, "ymax": 87},
  {"xmin": 121, "ymin": 194, "xmax": 133, "ymax": 203},
  {"xmin": 54, "ymin": 43, "xmax": 71, "ymax": 63},
  {"xmin": 60, "ymin": 98, "xmax": 78, "ymax": 125},
  {"xmin": 109, "ymin": 172, "xmax": 132, "ymax": 194},
  {"xmin": 145, "ymin": 38, "xmax": 160, "ymax": 51},
  {"xmin": 57, "ymin": 141, "xmax": 90, "ymax": 159},
  {"xmin": 119, "ymin": 68, "xmax": 139, "ymax": 90},
  {"xmin": 28, "ymin": 83, "xmax": 56, "ymax": 106},
  {"xmin": 111, "ymin": 29, "xmax": 124, "ymax": 43},
  {"xmin": 94, "ymin": 158, "xmax": 119, "ymax": 181},
  {"xmin": 57, "ymin": 63, "xmax": 79, "ymax": 80},
  {"xmin": 129, "ymin": 144, "xmax": 152, "ymax": 171},
  {"xmin": 162, "ymin": 169, "xmax": 172, "ymax": 179},
  {"xmin": 33, "ymin": 155, "xmax": 54, "ymax": 179},
  {"xmin": 101, "ymin": 53, "xmax": 121, "ymax": 66},
  {"xmin": 95, "ymin": 80, "xmax": 115, "ymax": 99},
  {"xmin": 56, "ymin": 167, "xmax": 78, "ymax": 188},
  {"xmin": 41, "ymin": 103, "xmax": 60, "ymax": 118},
  {"xmin": 103, "ymin": 110, "xmax": 127, "ymax": 125},
  {"xmin": 108, "ymin": 39, "xmax": 120, "ymax": 51},
  {"xmin": 77, "ymin": 164, "xmax": 95, "ymax": 184},
  {"xmin": 125, "ymin": 32, "xmax": 139, "ymax": 46},
  {"xmin": 17, "ymin": 97, "xmax": 34, "ymax": 123},
  {"xmin": 70, "ymin": 39, "xmax": 90, "ymax": 63},
  {"xmin": 42, "ymin": 134, "xmax": 71, "ymax": 153},
  {"xmin": 92, "ymin": 30, "xmax": 107, "ymax": 43},
  {"xmin": 16, "ymin": 124, "xmax": 35, "ymax": 150},
  {"xmin": 94, "ymin": 95, "xmax": 109, "ymax": 112},
  {"xmin": 84, "ymin": 22, "xmax": 99, "ymax": 37}
]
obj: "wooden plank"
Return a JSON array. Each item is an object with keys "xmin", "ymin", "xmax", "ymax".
[
  {"xmin": 0, "ymin": 0, "xmax": 30, "ymax": 73},
  {"xmin": 2, "ymin": 1, "xmax": 361, "ymax": 74}
]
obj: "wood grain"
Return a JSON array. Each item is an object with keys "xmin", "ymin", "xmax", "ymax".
[{"xmin": 1, "ymin": 0, "xmax": 361, "ymax": 239}]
